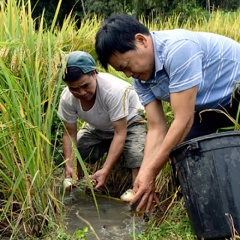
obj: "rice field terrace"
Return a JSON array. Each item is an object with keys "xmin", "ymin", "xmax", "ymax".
[{"xmin": 0, "ymin": 0, "xmax": 240, "ymax": 239}]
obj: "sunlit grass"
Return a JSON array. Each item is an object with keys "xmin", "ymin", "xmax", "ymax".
[
  {"xmin": 0, "ymin": 0, "xmax": 103, "ymax": 238},
  {"xmin": 0, "ymin": 0, "xmax": 73, "ymax": 238},
  {"xmin": 145, "ymin": 10, "xmax": 240, "ymax": 42}
]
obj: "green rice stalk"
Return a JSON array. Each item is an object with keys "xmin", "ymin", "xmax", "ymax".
[{"xmin": 0, "ymin": 0, "xmax": 72, "ymax": 237}]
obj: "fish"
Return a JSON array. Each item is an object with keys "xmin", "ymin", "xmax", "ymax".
[
  {"xmin": 120, "ymin": 188, "xmax": 159, "ymax": 220},
  {"xmin": 120, "ymin": 189, "xmax": 136, "ymax": 202},
  {"xmin": 120, "ymin": 189, "xmax": 140, "ymax": 212},
  {"xmin": 90, "ymin": 179, "xmax": 97, "ymax": 187},
  {"xmin": 63, "ymin": 178, "xmax": 98, "ymax": 192},
  {"xmin": 63, "ymin": 178, "xmax": 73, "ymax": 191}
]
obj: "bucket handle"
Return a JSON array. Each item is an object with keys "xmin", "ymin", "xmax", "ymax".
[
  {"xmin": 179, "ymin": 141, "xmax": 200, "ymax": 160},
  {"xmin": 170, "ymin": 141, "xmax": 200, "ymax": 164},
  {"xmin": 186, "ymin": 141, "xmax": 200, "ymax": 151},
  {"xmin": 170, "ymin": 141, "xmax": 200, "ymax": 185}
]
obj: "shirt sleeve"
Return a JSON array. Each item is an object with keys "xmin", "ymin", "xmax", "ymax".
[
  {"xmin": 165, "ymin": 39, "xmax": 203, "ymax": 93},
  {"xmin": 105, "ymin": 87, "xmax": 132, "ymax": 122},
  {"xmin": 57, "ymin": 90, "xmax": 78, "ymax": 124},
  {"xmin": 132, "ymin": 79, "xmax": 156, "ymax": 106}
]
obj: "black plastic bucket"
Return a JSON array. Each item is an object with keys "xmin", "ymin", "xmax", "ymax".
[{"xmin": 169, "ymin": 131, "xmax": 240, "ymax": 239}]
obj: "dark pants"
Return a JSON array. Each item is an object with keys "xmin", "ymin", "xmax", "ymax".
[
  {"xmin": 185, "ymin": 92, "xmax": 240, "ymax": 141},
  {"xmin": 77, "ymin": 114, "xmax": 146, "ymax": 168}
]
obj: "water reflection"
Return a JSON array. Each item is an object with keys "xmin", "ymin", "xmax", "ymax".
[{"xmin": 64, "ymin": 188, "xmax": 146, "ymax": 239}]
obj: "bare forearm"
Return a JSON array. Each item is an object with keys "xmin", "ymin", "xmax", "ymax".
[
  {"xmin": 131, "ymin": 88, "xmax": 197, "ymax": 212},
  {"xmin": 142, "ymin": 116, "xmax": 193, "ymax": 176},
  {"xmin": 140, "ymin": 129, "xmax": 168, "ymax": 176},
  {"xmin": 143, "ymin": 128, "xmax": 166, "ymax": 161},
  {"xmin": 62, "ymin": 131, "xmax": 77, "ymax": 177},
  {"xmin": 102, "ymin": 134, "xmax": 125, "ymax": 172}
]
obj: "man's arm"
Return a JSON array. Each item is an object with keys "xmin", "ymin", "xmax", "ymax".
[
  {"xmin": 131, "ymin": 86, "xmax": 198, "ymax": 212},
  {"xmin": 90, "ymin": 117, "xmax": 127, "ymax": 188},
  {"xmin": 62, "ymin": 122, "xmax": 78, "ymax": 178}
]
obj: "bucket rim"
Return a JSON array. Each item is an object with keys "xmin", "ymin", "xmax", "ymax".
[{"xmin": 170, "ymin": 130, "xmax": 240, "ymax": 155}]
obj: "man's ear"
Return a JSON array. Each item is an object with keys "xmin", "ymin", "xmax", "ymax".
[
  {"xmin": 91, "ymin": 70, "xmax": 97, "ymax": 78},
  {"xmin": 134, "ymin": 33, "xmax": 148, "ymax": 47}
]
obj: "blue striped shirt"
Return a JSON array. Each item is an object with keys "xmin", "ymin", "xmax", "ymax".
[{"xmin": 133, "ymin": 29, "xmax": 240, "ymax": 111}]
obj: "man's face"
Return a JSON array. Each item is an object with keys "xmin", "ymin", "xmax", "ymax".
[
  {"xmin": 108, "ymin": 34, "xmax": 155, "ymax": 81},
  {"xmin": 66, "ymin": 72, "xmax": 97, "ymax": 102}
]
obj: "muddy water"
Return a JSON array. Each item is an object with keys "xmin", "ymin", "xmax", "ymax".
[{"xmin": 63, "ymin": 188, "xmax": 147, "ymax": 239}]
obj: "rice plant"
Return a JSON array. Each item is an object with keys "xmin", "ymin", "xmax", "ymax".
[{"xmin": 0, "ymin": 0, "xmax": 80, "ymax": 238}]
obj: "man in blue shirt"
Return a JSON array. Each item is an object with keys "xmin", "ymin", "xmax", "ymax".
[{"xmin": 95, "ymin": 14, "xmax": 240, "ymax": 212}]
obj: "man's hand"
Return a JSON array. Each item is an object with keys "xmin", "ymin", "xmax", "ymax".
[
  {"xmin": 89, "ymin": 168, "xmax": 109, "ymax": 189},
  {"xmin": 130, "ymin": 169, "xmax": 159, "ymax": 212},
  {"xmin": 62, "ymin": 122, "xmax": 78, "ymax": 179},
  {"xmin": 65, "ymin": 165, "xmax": 74, "ymax": 179}
]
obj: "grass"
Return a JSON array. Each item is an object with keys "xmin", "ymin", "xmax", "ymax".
[
  {"xmin": 137, "ymin": 199, "xmax": 196, "ymax": 240},
  {"xmin": 0, "ymin": 1, "xmax": 240, "ymax": 239}
]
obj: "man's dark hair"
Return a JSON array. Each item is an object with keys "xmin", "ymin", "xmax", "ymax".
[
  {"xmin": 63, "ymin": 67, "xmax": 93, "ymax": 82},
  {"xmin": 95, "ymin": 14, "xmax": 150, "ymax": 70}
]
